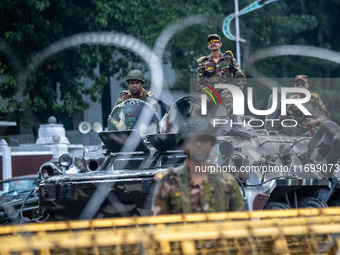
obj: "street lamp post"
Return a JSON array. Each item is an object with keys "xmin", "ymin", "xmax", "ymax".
[
  {"xmin": 222, "ymin": 0, "xmax": 279, "ymax": 68},
  {"xmin": 234, "ymin": 0, "xmax": 241, "ymax": 68}
]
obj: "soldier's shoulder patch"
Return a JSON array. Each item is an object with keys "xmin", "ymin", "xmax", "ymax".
[
  {"xmin": 154, "ymin": 173, "xmax": 163, "ymax": 181},
  {"xmin": 119, "ymin": 90, "xmax": 129, "ymax": 97},
  {"xmin": 197, "ymin": 56, "xmax": 208, "ymax": 63},
  {"xmin": 224, "ymin": 50, "xmax": 234, "ymax": 58},
  {"xmin": 311, "ymin": 92, "xmax": 319, "ymax": 99},
  {"xmin": 146, "ymin": 91, "xmax": 153, "ymax": 97},
  {"xmin": 171, "ymin": 191, "xmax": 181, "ymax": 198},
  {"xmin": 154, "ymin": 170, "xmax": 168, "ymax": 181}
]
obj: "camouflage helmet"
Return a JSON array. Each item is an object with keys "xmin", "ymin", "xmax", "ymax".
[
  {"xmin": 177, "ymin": 117, "xmax": 217, "ymax": 145},
  {"xmin": 126, "ymin": 69, "xmax": 145, "ymax": 84},
  {"xmin": 207, "ymin": 34, "xmax": 221, "ymax": 42},
  {"xmin": 295, "ymin": 74, "xmax": 308, "ymax": 83}
]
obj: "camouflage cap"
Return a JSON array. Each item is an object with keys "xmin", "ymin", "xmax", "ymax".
[
  {"xmin": 178, "ymin": 117, "xmax": 217, "ymax": 145},
  {"xmin": 207, "ymin": 34, "xmax": 221, "ymax": 42},
  {"xmin": 126, "ymin": 69, "xmax": 145, "ymax": 83},
  {"xmin": 295, "ymin": 75, "xmax": 308, "ymax": 83}
]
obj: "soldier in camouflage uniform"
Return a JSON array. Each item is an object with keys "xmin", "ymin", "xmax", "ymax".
[
  {"xmin": 197, "ymin": 34, "xmax": 247, "ymax": 118},
  {"xmin": 151, "ymin": 117, "xmax": 244, "ymax": 215},
  {"xmin": 284, "ymin": 75, "xmax": 330, "ymax": 136},
  {"xmin": 114, "ymin": 69, "xmax": 158, "ymax": 113}
]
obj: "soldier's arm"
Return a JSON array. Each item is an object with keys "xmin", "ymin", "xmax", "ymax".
[
  {"xmin": 151, "ymin": 175, "xmax": 171, "ymax": 215},
  {"xmin": 284, "ymin": 94, "xmax": 297, "ymax": 119},
  {"xmin": 197, "ymin": 57, "xmax": 217, "ymax": 101},
  {"xmin": 114, "ymin": 98, "xmax": 122, "ymax": 107},
  {"xmin": 286, "ymin": 103, "xmax": 293, "ymax": 113},
  {"xmin": 114, "ymin": 91, "xmax": 128, "ymax": 107},
  {"xmin": 314, "ymin": 95, "xmax": 330, "ymax": 123},
  {"xmin": 230, "ymin": 57, "xmax": 247, "ymax": 90},
  {"xmin": 197, "ymin": 57, "xmax": 206, "ymax": 79},
  {"xmin": 197, "ymin": 57, "xmax": 210, "ymax": 88},
  {"xmin": 284, "ymin": 104, "xmax": 294, "ymax": 119},
  {"xmin": 227, "ymin": 178, "xmax": 245, "ymax": 211},
  {"xmin": 146, "ymin": 96, "xmax": 159, "ymax": 115}
]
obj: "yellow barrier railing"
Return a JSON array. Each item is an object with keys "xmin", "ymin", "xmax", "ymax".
[{"xmin": 0, "ymin": 207, "xmax": 340, "ymax": 254}]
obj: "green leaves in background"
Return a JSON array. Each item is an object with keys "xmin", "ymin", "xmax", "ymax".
[{"xmin": 0, "ymin": 0, "xmax": 339, "ymax": 127}]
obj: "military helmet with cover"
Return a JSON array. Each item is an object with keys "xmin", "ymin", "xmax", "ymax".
[
  {"xmin": 177, "ymin": 117, "xmax": 217, "ymax": 145},
  {"xmin": 126, "ymin": 69, "xmax": 145, "ymax": 83}
]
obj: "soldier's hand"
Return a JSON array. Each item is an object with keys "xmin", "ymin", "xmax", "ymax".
[
  {"xmin": 284, "ymin": 114, "xmax": 293, "ymax": 120},
  {"xmin": 306, "ymin": 118, "xmax": 319, "ymax": 127}
]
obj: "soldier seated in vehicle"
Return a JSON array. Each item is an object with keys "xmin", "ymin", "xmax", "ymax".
[
  {"xmin": 108, "ymin": 69, "xmax": 160, "ymax": 133},
  {"xmin": 113, "ymin": 69, "xmax": 158, "ymax": 113},
  {"xmin": 283, "ymin": 75, "xmax": 330, "ymax": 137},
  {"xmin": 151, "ymin": 117, "xmax": 244, "ymax": 215}
]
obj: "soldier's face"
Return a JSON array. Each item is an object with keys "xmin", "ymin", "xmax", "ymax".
[
  {"xmin": 128, "ymin": 80, "xmax": 143, "ymax": 94},
  {"xmin": 294, "ymin": 80, "xmax": 309, "ymax": 89},
  {"xmin": 207, "ymin": 39, "xmax": 222, "ymax": 51},
  {"xmin": 185, "ymin": 135, "xmax": 213, "ymax": 161}
]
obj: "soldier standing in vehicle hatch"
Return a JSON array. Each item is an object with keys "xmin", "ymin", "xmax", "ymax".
[
  {"xmin": 283, "ymin": 75, "xmax": 330, "ymax": 137},
  {"xmin": 151, "ymin": 117, "xmax": 244, "ymax": 215},
  {"xmin": 197, "ymin": 34, "xmax": 247, "ymax": 120},
  {"xmin": 113, "ymin": 69, "xmax": 158, "ymax": 113}
]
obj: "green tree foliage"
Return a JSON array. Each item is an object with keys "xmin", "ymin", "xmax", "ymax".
[
  {"xmin": 237, "ymin": 0, "xmax": 340, "ymax": 121},
  {"xmin": 0, "ymin": 0, "xmax": 339, "ymax": 128},
  {"xmin": 0, "ymin": 0, "xmax": 163, "ymax": 129}
]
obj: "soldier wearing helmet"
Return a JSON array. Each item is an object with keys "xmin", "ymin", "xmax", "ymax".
[
  {"xmin": 114, "ymin": 69, "xmax": 158, "ymax": 113},
  {"xmin": 151, "ymin": 117, "xmax": 244, "ymax": 215}
]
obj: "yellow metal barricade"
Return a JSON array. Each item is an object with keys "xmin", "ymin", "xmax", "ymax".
[{"xmin": 1, "ymin": 207, "xmax": 340, "ymax": 254}]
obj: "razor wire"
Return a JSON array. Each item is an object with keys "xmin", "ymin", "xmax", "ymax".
[
  {"xmin": 246, "ymin": 45, "xmax": 340, "ymax": 89},
  {"xmin": 153, "ymin": 15, "xmax": 212, "ymax": 59},
  {"xmin": 2, "ymin": 207, "xmax": 340, "ymax": 254},
  {"xmin": 3, "ymin": 19, "xmax": 340, "ymax": 223},
  {"xmin": 1, "ymin": 31, "xmax": 165, "ymax": 219},
  {"xmin": 15, "ymin": 32, "xmax": 163, "ymax": 101}
]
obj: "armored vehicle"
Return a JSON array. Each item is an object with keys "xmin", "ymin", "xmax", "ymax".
[
  {"xmin": 37, "ymin": 96, "xmax": 340, "ymax": 221},
  {"xmin": 0, "ymin": 174, "xmax": 40, "ymax": 224},
  {"xmin": 38, "ymin": 99, "xmax": 186, "ymax": 221},
  {"xmin": 221, "ymin": 120, "xmax": 340, "ymax": 210},
  {"xmin": 206, "ymin": 92, "xmax": 340, "ymax": 210}
]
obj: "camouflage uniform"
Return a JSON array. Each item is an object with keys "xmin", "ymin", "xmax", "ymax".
[
  {"xmin": 114, "ymin": 88, "xmax": 158, "ymax": 114},
  {"xmin": 197, "ymin": 51, "xmax": 247, "ymax": 117},
  {"xmin": 152, "ymin": 164, "xmax": 244, "ymax": 215},
  {"xmin": 286, "ymin": 93, "xmax": 330, "ymax": 136}
]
